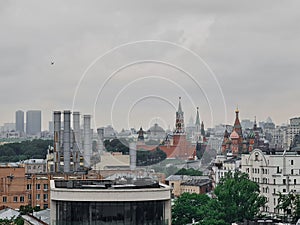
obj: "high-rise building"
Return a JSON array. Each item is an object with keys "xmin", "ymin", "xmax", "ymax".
[
  {"xmin": 15, "ymin": 110, "xmax": 24, "ymax": 133},
  {"xmin": 26, "ymin": 110, "xmax": 42, "ymax": 135}
]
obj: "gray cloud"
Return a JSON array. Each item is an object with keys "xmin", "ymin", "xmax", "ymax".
[{"xmin": 0, "ymin": 0, "xmax": 299, "ymax": 130}]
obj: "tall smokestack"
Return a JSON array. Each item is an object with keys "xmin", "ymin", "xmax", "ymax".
[
  {"xmin": 97, "ymin": 128, "xmax": 104, "ymax": 155},
  {"xmin": 53, "ymin": 111, "xmax": 61, "ymax": 173},
  {"xmin": 129, "ymin": 142, "xmax": 136, "ymax": 170},
  {"xmin": 83, "ymin": 115, "xmax": 91, "ymax": 168},
  {"xmin": 63, "ymin": 110, "xmax": 71, "ymax": 173},
  {"xmin": 73, "ymin": 112, "xmax": 81, "ymax": 171}
]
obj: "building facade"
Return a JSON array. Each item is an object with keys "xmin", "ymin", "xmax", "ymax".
[
  {"xmin": 50, "ymin": 179, "xmax": 171, "ymax": 225},
  {"xmin": 241, "ymin": 149, "xmax": 300, "ymax": 216},
  {"xmin": 26, "ymin": 110, "xmax": 42, "ymax": 136},
  {"xmin": 16, "ymin": 110, "xmax": 24, "ymax": 134},
  {"xmin": 0, "ymin": 167, "xmax": 50, "ymax": 210},
  {"xmin": 286, "ymin": 117, "xmax": 300, "ymax": 148}
]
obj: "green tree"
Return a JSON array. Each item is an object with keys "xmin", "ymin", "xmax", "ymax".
[
  {"xmin": 172, "ymin": 193, "xmax": 211, "ymax": 225},
  {"xmin": 19, "ymin": 205, "xmax": 33, "ymax": 215},
  {"xmin": 175, "ymin": 168, "xmax": 203, "ymax": 176},
  {"xmin": 172, "ymin": 193, "xmax": 227, "ymax": 225},
  {"xmin": 103, "ymin": 138, "xmax": 129, "ymax": 155},
  {"xmin": 0, "ymin": 139, "xmax": 52, "ymax": 162},
  {"xmin": 276, "ymin": 191, "xmax": 300, "ymax": 223},
  {"xmin": 214, "ymin": 171, "xmax": 266, "ymax": 223},
  {"xmin": 137, "ymin": 148, "xmax": 166, "ymax": 166}
]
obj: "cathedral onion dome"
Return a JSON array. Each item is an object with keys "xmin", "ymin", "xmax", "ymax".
[
  {"xmin": 230, "ymin": 130, "xmax": 239, "ymax": 139},
  {"xmin": 248, "ymin": 130, "xmax": 255, "ymax": 139}
]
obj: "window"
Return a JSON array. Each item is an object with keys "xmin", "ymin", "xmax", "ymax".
[
  {"xmin": 13, "ymin": 196, "xmax": 18, "ymax": 202},
  {"xmin": 283, "ymin": 189, "xmax": 286, "ymax": 193},
  {"xmin": 277, "ymin": 166, "xmax": 280, "ymax": 173},
  {"xmin": 274, "ymin": 179, "xmax": 276, "ymax": 184},
  {"xmin": 20, "ymin": 196, "xmax": 24, "ymax": 202},
  {"xmin": 294, "ymin": 179, "xmax": 297, "ymax": 185},
  {"xmin": 3, "ymin": 196, "xmax": 7, "ymax": 203},
  {"xmin": 283, "ymin": 179, "xmax": 286, "ymax": 185},
  {"xmin": 43, "ymin": 194, "xmax": 48, "ymax": 201},
  {"xmin": 43, "ymin": 184, "xmax": 48, "ymax": 190},
  {"xmin": 28, "ymin": 194, "xmax": 31, "ymax": 200},
  {"xmin": 291, "ymin": 160, "xmax": 294, "ymax": 165},
  {"xmin": 36, "ymin": 184, "xmax": 41, "ymax": 190},
  {"xmin": 274, "ymin": 188, "xmax": 276, "ymax": 194},
  {"xmin": 36, "ymin": 194, "xmax": 40, "ymax": 200},
  {"xmin": 291, "ymin": 169, "xmax": 294, "ymax": 175},
  {"xmin": 27, "ymin": 184, "xmax": 31, "ymax": 190},
  {"xmin": 43, "ymin": 204, "xmax": 48, "ymax": 209}
]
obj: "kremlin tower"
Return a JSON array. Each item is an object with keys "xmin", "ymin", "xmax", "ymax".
[{"xmin": 136, "ymin": 97, "xmax": 196, "ymax": 160}]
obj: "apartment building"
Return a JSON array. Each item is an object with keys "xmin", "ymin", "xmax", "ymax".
[
  {"xmin": 0, "ymin": 166, "xmax": 50, "ymax": 210},
  {"xmin": 241, "ymin": 149, "xmax": 300, "ymax": 216}
]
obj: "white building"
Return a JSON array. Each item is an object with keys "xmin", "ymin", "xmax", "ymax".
[
  {"xmin": 211, "ymin": 154, "xmax": 241, "ymax": 188},
  {"xmin": 50, "ymin": 178, "xmax": 171, "ymax": 225},
  {"xmin": 286, "ymin": 117, "xmax": 300, "ymax": 148},
  {"xmin": 241, "ymin": 149, "xmax": 300, "ymax": 216}
]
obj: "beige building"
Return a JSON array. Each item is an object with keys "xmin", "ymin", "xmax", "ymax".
[
  {"xmin": 241, "ymin": 149, "xmax": 300, "ymax": 216},
  {"xmin": 180, "ymin": 179, "xmax": 212, "ymax": 195},
  {"xmin": 22, "ymin": 159, "xmax": 47, "ymax": 174},
  {"xmin": 165, "ymin": 175, "xmax": 211, "ymax": 197}
]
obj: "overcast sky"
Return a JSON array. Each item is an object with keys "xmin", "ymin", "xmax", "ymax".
[{"xmin": 1, "ymin": 0, "xmax": 300, "ymax": 131}]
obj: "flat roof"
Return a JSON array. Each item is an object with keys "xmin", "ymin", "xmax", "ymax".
[{"xmin": 54, "ymin": 178, "xmax": 162, "ymax": 190}]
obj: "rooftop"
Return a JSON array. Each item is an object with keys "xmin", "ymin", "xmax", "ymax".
[
  {"xmin": 54, "ymin": 178, "xmax": 162, "ymax": 190},
  {"xmin": 181, "ymin": 179, "xmax": 212, "ymax": 187}
]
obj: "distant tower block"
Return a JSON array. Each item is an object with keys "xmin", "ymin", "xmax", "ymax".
[
  {"xmin": 63, "ymin": 111, "xmax": 71, "ymax": 173},
  {"xmin": 83, "ymin": 115, "xmax": 92, "ymax": 168},
  {"xmin": 129, "ymin": 142, "xmax": 137, "ymax": 171},
  {"xmin": 16, "ymin": 110, "xmax": 24, "ymax": 133},
  {"xmin": 53, "ymin": 111, "xmax": 61, "ymax": 173}
]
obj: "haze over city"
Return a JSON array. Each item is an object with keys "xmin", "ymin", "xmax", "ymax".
[{"xmin": 1, "ymin": 1, "xmax": 300, "ymax": 131}]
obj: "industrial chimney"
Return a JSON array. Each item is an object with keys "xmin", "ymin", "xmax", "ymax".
[
  {"xmin": 73, "ymin": 112, "xmax": 81, "ymax": 171},
  {"xmin": 63, "ymin": 110, "xmax": 71, "ymax": 173},
  {"xmin": 129, "ymin": 142, "xmax": 137, "ymax": 170},
  {"xmin": 83, "ymin": 115, "xmax": 91, "ymax": 168},
  {"xmin": 53, "ymin": 111, "xmax": 61, "ymax": 173}
]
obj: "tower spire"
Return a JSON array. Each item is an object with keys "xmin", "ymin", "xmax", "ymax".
[
  {"xmin": 253, "ymin": 116, "xmax": 257, "ymax": 130},
  {"xmin": 175, "ymin": 97, "xmax": 185, "ymax": 134},
  {"xmin": 233, "ymin": 107, "xmax": 242, "ymax": 137},
  {"xmin": 195, "ymin": 107, "xmax": 200, "ymax": 126},
  {"xmin": 178, "ymin": 97, "xmax": 182, "ymax": 113}
]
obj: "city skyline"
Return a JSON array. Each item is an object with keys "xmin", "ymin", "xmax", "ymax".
[{"xmin": 1, "ymin": 1, "xmax": 300, "ymax": 130}]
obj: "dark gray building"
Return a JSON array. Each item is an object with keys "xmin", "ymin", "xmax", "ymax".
[
  {"xmin": 15, "ymin": 110, "xmax": 24, "ymax": 133},
  {"xmin": 26, "ymin": 110, "xmax": 41, "ymax": 135}
]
